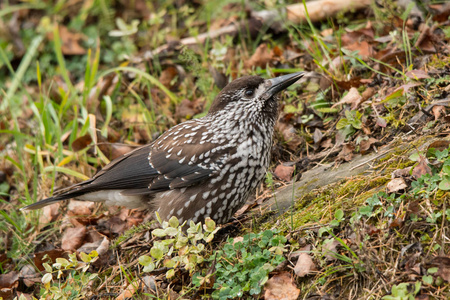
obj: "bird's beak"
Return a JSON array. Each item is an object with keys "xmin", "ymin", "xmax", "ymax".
[{"xmin": 264, "ymin": 72, "xmax": 305, "ymax": 98}]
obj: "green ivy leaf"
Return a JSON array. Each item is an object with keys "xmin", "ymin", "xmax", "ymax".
[
  {"xmin": 152, "ymin": 228, "xmax": 166, "ymax": 237},
  {"xmin": 150, "ymin": 247, "xmax": 164, "ymax": 260},
  {"xmin": 138, "ymin": 255, "xmax": 152, "ymax": 267}
]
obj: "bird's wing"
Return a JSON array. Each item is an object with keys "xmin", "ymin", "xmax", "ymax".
[{"xmin": 61, "ymin": 122, "xmax": 229, "ymax": 196}]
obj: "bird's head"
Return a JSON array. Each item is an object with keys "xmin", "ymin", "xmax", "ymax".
[{"xmin": 208, "ymin": 72, "xmax": 304, "ymax": 124}]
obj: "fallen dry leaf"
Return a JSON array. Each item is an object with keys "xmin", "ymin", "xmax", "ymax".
[
  {"xmin": 71, "ymin": 134, "xmax": 93, "ymax": 151},
  {"xmin": 175, "ymin": 98, "xmax": 204, "ymax": 119},
  {"xmin": 321, "ymin": 138, "xmax": 333, "ymax": 149},
  {"xmin": 47, "ymin": 25, "xmax": 86, "ymax": 55},
  {"xmin": 412, "ymin": 155, "xmax": 432, "ymax": 179},
  {"xmin": 392, "ymin": 166, "xmax": 413, "ymax": 178},
  {"xmin": 246, "ymin": 44, "xmax": 277, "ymax": 69},
  {"xmin": 382, "ymin": 83, "xmax": 421, "ymax": 103},
  {"xmin": 361, "ymin": 87, "xmax": 375, "ymax": 102},
  {"xmin": 264, "ymin": 272, "xmax": 300, "ymax": 300},
  {"xmin": 430, "ymin": 256, "xmax": 450, "ymax": 282},
  {"xmin": 78, "ymin": 236, "xmax": 110, "ymax": 255},
  {"xmin": 337, "ymin": 143, "xmax": 355, "ymax": 162},
  {"xmin": 386, "ymin": 177, "xmax": 408, "ymax": 193},
  {"xmin": 344, "ymin": 41, "xmax": 374, "ymax": 59},
  {"xmin": 323, "ymin": 239, "xmax": 340, "ymax": 261},
  {"xmin": 61, "ymin": 226, "xmax": 87, "ymax": 251},
  {"xmin": 294, "ymin": 249, "xmax": 317, "ymax": 277},
  {"xmin": 116, "ymin": 281, "xmax": 138, "ymax": 300},
  {"xmin": 431, "ymin": 105, "xmax": 446, "ymax": 121},
  {"xmin": 427, "ymin": 140, "xmax": 450, "ymax": 153},
  {"xmin": 274, "ymin": 164, "xmax": 295, "ymax": 181},
  {"xmin": 332, "ymin": 87, "xmax": 362, "ymax": 109},
  {"xmin": 39, "ymin": 202, "xmax": 60, "ymax": 227},
  {"xmin": 0, "ymin": 271, "xmax": 19, "ymax": 289},
  {"xmin": 405, "ymin": 69, "xmax": 430, "ymax": 80},
  {"xmin": 68, "ymin": 200, "xmax": 95, "ymax": 216},
  {"xmin": 33, "ymin": 249, "xmax": 68, "ymax": 272},
  {"xmin": 159, "ymin": 65, "xmax": 179, "ymax": 89},
  {"xmin": 313, "ymin": 128, "xmax": 323, "ymax": 145},
  {"xmin": 276, "ymin": 122, "xmax": 303, "ymax": 151},
  {"xmin": 376, "ymin": 116, "xmax": 387, "ymax": 128},
  {"xmin": 360, "ymin": 137, "xmax": 378, "ymax": 154}
]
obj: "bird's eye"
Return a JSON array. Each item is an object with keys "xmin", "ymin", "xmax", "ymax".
[{"xmin": 245, "ymin": 89, "xmax": 255, "ymax": 97}]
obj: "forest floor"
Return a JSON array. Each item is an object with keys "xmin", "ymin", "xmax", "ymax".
[{"xmin": 1, "ymin": 0, "xmax": 450, "ymax": 299}]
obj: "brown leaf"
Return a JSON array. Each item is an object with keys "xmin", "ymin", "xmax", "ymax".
[
  {"xmin": 264, "ymin": 272, "xmax": 300, "ymax": 300},
  {"xmin": 389, "ymin": 218, "xmax": 404, "ymax": 228},
  {"xmin": 159, "ymin": 66, "xmax": 179, "ymax": 89},
  {"xmin": 382, "ymin": 83, "xmax": 421, "ymax": 103},
  {"xmin": 392, "ymin": 166, "xmax": 413, "ymax": 178},
  {"xmin": 116, "ymin": 281, "xmax": 138, "ymax": 300},
  {"xmin": 320, "ymin": 138, "xmax": 333, "ymax": 149},
  {"xmin": 293, "ymin": 249, "xmax": 317, "ymax": 277},
  {"xmin": 72, "ymin": 134, "xmax": 93, "ymax": 151},
  {"xmin": 337, "ymin": 143, "xmax": 355, "ymax": 162},
  {"xmin": 175, "ymin": 98, "xmax": 204, "ymax": 119},
  {"xmin": 0, "ymin": 271, "xmax": 19, "ymax": 289},
  {"xmin": 274, "ymin": 164, "xmax": 295, "ymax": 182},
  {"xmin": 98, "ymin": 142, "xmax": 136, "ymax": 161},
  {"xmin": 33, "ymin": 249, "xmax": 68, "ymax": 272},
  {"xmin": 246, "ymin": 44, "xmax": 275, "ymax": 69},
  {"xmin": 427, "ymin": 140, "xmax": 450, "ymax": 153},
  {"xmin": 360, "ymin": 137, "xmax": 378, "ymax": 154},
  {"xmin": 78, "ymin": 236, "xmax": 110, "ymax": 256},
  {"xmin": 430, "ymin": 256, "xmax": 450, "ymax": 282},
  {"xmin": 68, "ymin": 200, "xmax": 95, "ymax": 216},
  {"xmin": 47, "ymin": 26, "xmax": 86, "ymax": 55},
  {"xmin": 376, "ymin": 116, "xmax": 387, "ymax": 128},
  {"xmin": 344, "ymin": 41, "xmax": 374, "ymax": 59},
  {"xmin": 335, "ymin": 77, "xmax": 362, "ymax": 90},
  {"xmin": 405, "ymin": 69, "xmax": 430, "ymax": 80},
  {"xmin": 332, "ymin": 87, "xmax": 362, "ymax": 109},
  {"xmin": 19, "ymin": 264, "xmax": 41, "ymax": 288},
  {"xmin": 313, "ymin": 128, "xmax": 323, "ymax": 147},
  {"xmin": 323, "ymin": 239, "xmax": 340, "ymax": 261},
  {"xmin": 412, "ymin": 155, "xmax": 432, "ymax": 179},
  {"xmin": 361, "ymin": 87, "xmax": 375, "ymax": 102},
  {"xmin": 39, "ymin": 203, "xmax": 60, "ymax": 227},
  {"xmin": 61, "ymin": 227, "xmax": 87, "ymax": 251},
  {"xmin": 276, "ymin": 122, "xmax": 303, "ymax": 151},
  {"xmin": 431, "ymin": 105, "xmax": 446, "ymax": 121},
  {"xmin": 386, "ymin": 178, "xmax": 408, "ymax": 193}
]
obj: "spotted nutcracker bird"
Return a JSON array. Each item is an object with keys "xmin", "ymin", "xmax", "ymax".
[{"xmin": 21, "ymin": 72, "xmax": 305, "ymax": 224}]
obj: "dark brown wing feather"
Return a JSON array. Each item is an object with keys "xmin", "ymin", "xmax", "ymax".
[{"xmin": 22, "ymin": 121, "xmax": 229, "ymax": 209}]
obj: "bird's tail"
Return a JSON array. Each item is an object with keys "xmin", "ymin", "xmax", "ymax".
[{"xmin": 20, "ymin": 189, "xmax": 87, "ymax": 211}]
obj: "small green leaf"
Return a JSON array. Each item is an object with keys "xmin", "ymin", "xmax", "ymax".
[
  {"xmin": 168, "ymin": 216, "xmax": 179, "ymax": 228},
  {"xmin": 43, "ymin": 263, "xmax": 52, "ymax": 273},
  {"xmin": 335, "ymin": 209, "xmax": 344, "ymax": 220},
  {"xmin": 409, "ymin": 151, "xmax": 421, "ymax": 161},
  {"xmin": 164, "ymin": 227, "xmax": 179, "ymax": 236},
  {"xmin": 138, "ymin": 255, "xmax": 152, "ymax": 266},
  {"xmin": 150, "ymin": 247, "xmax": 164, "ymax": 260},
  {"xmin": 79, "ymin": 252, "xmax": 91, "ymax": 263},
  {"xmin": 55, "ymin": 258, "xmax": 70, "ymax": 267},
  {"xmin": 422, "ymin": 275, "xmax": 433, "ymax": 285},
  {"xmin": 42, "ymin": 273, "xmax": 52, "ymax": 284},
  {"xmin": 143, "ymin": 261, "xmax": 155, "ymax": 272},
  {"xmin": 427, "ymin": 267, "xmax": 438, "ymax": 274},
  {"xmin": 166, "ymin": 268, "xmax": 175, "ymax": 278},
  {"xmin": 152, "ymin": 228, "xmax": 166, "ymax": 237},
  {"xmin": 336, "ymin": 118, "xmax": 349, "ymax": 130},
  {"xmin": 204, "ymin": 217, "xmax": 216, "ymax": 232},
  {"xmin": 439, "ymin": 176, "xmax": 450, "ymax": 190}
]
